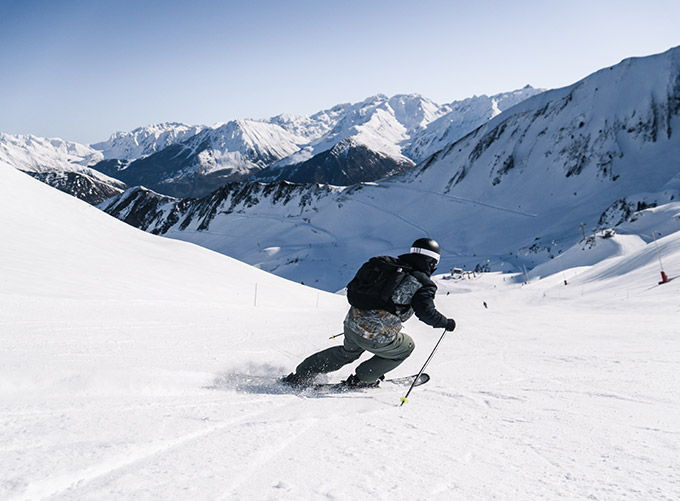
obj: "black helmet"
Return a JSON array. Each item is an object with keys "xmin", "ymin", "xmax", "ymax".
[
  {"xmin": 410, "ymin": 238, "xmax": 441, "ymax": 262},
  {"xmin": 410, "ymin": 238, "xmax": 440, "ymax": 274}
]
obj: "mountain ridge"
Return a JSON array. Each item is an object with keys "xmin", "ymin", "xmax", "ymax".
[
  {"xmin": 99, "ymin": 46, "xmax": 680, "ymax": 291},
  {"xmin": 1, "ymin": 87, "xmax": 542, "ymax": 200},
  {"xmin": 87, "ymin": 87, "xmax": 541, "ymax": 196},
  {"xmin": 0, "ymin": 132, "xmax": 126, "ymax": 204}
]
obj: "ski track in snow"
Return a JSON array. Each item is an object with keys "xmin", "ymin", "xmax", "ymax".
[
  {"xmin": 4, "ymin": 287, "xmax": 678, "ymax": 500},
  {"xmin": 179, "ymin": 213, "xmax": 344, "ymax": 250},
  {"xmin": 16, "ymin": 401, "xmax": 292, "ymax": 500},
  {"xmin": 3, "ymin": 303, "xmax": 680, "ymax": 500},
  {"xmin": 350, "ymin": 196, "xmax": 430, "ymax": 236},
  {"xmin": 387, "ymin": 183, "xmax": 539, "ymax": 218}
]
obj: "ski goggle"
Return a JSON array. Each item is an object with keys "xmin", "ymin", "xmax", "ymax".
[{"xmin": 409, "ymin": 247, "xmax": 440, "ymax": 263}]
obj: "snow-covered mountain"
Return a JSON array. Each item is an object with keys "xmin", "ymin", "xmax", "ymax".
[
  {"xmin": 91, "ymin": 122, "xmax": 206, "ymax": 161},
  {"xmin": 101, "ymin": 47, "xmax": 680, "ymax": 291},
  {"xmin": 0, "ymin": 133, "xmax": 126, "ymax": 204},
  {"xmin": 2, "ymin": 89, "xmax": 540, "ymax": 201},
  {"xmin": 87, "ymin": 89, "xmax": 540, "ymax": 198},
  {"xmin": 252, "ymin": 137, "xmax": 414, "ymax": 185},
  {"xmin": 246, "ymin": 89, "xmax": 543, "ymax": 187},
  {"xmin": 101, "ymin": 119, "xmax": 306, "ymax": 198},
  {"xmin": 404, "ymin": 85, "xmax": 540, "ymax": 161}
]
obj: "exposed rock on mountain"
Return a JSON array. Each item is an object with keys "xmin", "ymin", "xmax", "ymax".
[{"xmin": 252, "ymin": 138, "xmax": 414, "ymax": 185}]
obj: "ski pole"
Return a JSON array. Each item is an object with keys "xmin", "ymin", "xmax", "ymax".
[
  {"xmin": 329, "ymin": 332, "xmax": 344, "ymax": 340},
  {"xmin": 400, "ymin": 327, "xmax": 448, "ymax": 406}
]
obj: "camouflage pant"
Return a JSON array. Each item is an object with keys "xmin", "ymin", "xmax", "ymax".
[{"xmin": 294, "ymin": 324, "xmax": 415, "ymax": 383}]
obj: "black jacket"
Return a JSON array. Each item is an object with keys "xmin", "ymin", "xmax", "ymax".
[{"xmin": 397, "ymin": 253, "xmax": 448, "ymax": 329}]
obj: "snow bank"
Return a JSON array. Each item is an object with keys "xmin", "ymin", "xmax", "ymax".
[{"xmin": 0, "ymin": 164, "xmax": 326, "ymax": 305}]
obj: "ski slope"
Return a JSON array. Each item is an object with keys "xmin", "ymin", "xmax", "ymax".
[{"xmin": 1, "ymin": 164, "xmax": 679, "ymax": 500}]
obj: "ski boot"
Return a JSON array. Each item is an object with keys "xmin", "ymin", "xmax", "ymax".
[
  {"xmin": 280, "ymin": 372, "xmax": 314, "ymax": 387},
  {"xmin": 342, "ymin": 374, "xmax": 384, "ymax": 389}
]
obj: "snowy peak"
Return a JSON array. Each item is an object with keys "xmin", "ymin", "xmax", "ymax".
[
  {"xmin": 91, "ymin": 122, "xmax": 206, "ymax": 160},
  {"xmin": 5, "ymin": 87, "xmax": 542, "ymax": 200},
  {"xmin": 90, "ymin": 94, "xmax": 455, "ymax": 196},
  {"xmin": 255, "ymin": 90, "xmax": 541, "ymax": 185},
  {"xmin": 93, "ymin": 119, "xmax": 307, "ymax": 198},
  {"xmin": 189, "ymin": 119, "xmax": 305, "ymax": 163},
  {"xmin": 412, "ymin": 46, "xmax": 680, "ymax": 202},
  {"xmin": 0, "ymin": 132, "xmax": 102, "ymax": 172},
  {"xmin": 386, "ymin": 94, "xmax": 444, "ymax": 131},
  {"xmin": 0, "ymin": 132, "xmax": 126, "ymax": 204},
  {"xmin": 405, "ymin": 85, "xmax": 542, "ymax": 161},
  {"xmin": 309, "ymin": 98, "xmax": 411, "ymax": 159},
  {"xmin": 315, "ymin": 93, "xmax": 444, "ymax": 142},
  {"xmin": 523, "ymin": 51, "xmax": 675, "ymax": 119},
  {"xmin": 273, "ymin": 91, "xmax": 511, "ymax": 159}
]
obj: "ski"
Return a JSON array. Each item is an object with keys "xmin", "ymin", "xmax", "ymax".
[{"xmin": 283, "ymin": 373, "xmax": 430, "ymax": 394}]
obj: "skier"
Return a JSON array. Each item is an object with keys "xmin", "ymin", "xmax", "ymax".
[{"xmin": 282, "ymin": 238, "xmax": 456, "ymax": 388}]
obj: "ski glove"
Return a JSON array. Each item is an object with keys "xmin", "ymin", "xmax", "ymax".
[{"xmin": 445, "ymin": 318, "xmax": 456, "ymax": 331}]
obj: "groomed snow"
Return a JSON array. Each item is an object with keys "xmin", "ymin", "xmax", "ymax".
[{"xmin": 1, "ymin": 165, "xmax": 679, "ymax": 499}]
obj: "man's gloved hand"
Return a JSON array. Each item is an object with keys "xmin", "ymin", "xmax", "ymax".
[{"xmin": 445, "ymin": 318, "xmax": 456, "ymax": 331}]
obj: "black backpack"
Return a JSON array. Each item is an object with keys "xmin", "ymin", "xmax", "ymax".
[{"xmin": 346, "ymin": 256, "xmax": 411, "ymax": 313}]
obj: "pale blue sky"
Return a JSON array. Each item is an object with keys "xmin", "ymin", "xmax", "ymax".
[{"xmin": 1, "ymin": 0, "xmax": 678, "ymax": 144}]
